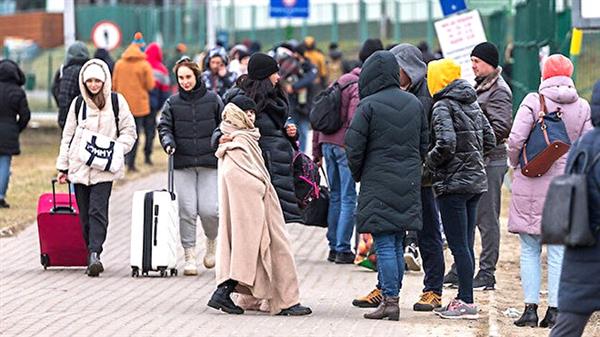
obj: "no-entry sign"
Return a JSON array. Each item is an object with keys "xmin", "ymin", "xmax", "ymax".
[{"xmin": 91, "ymin": 20, "xmax": 122, "ymax": 51}]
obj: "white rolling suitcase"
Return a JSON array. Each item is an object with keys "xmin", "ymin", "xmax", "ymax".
[{"xmin": 130, "ymin": 156, "xmax": 179, "ymax": 277}]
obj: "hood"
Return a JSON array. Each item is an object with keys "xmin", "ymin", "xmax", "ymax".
[
  {"xmin": 358, "ymin": 50, "xmax": 400, "ymax": 99},
  {"xmin": 427, "ymin": 58, "xmax": 461, "ymax": 96},
  {"xmin": 65, "ymin": 41, "xmax": 90, "ymax": 66},
  {"xmin": 78, "ymin": 58, "xmax": 112, "ymax": 110},
  {"xmin": 390, "ymin": 43, "xmax": 427, "ymax": 91},
  {"xmin": 145, "ymin": 43, "xmax": 163, "ymax": 63},
  {"xmin": 538, "ymin": 75, "xmax": 579, "ymax": 105},
  {"xmin": 0, "ymin": 59, "xmax": 25, "ymax": 85},
  {"xmin": 433, "ymin": 79, "xmax": 478, "ymax": 104},
  {"xmin": 121, "ymin": 44, "xmax": 147, "ymax": 61},
  {"xmin": 591, "ymin": 80, "xmax": 600, "ymax": 127}
]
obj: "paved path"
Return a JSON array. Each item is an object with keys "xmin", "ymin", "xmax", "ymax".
[{"xmin": 0, "ymin": 173, "xmax": 484, "ymax": 337}]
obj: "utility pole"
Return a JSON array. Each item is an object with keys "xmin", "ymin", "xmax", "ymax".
[
  {"xmin": 63, "ymin": 0, "xmax": 76, "ymax": 49},
  {"xmin": 206, "ymin": 0, "xmax": 216, "ymax": 49}
]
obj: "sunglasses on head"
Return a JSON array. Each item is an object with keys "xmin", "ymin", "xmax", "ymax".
[{"xmin": 176, "ymin": 56, "xmax": 193, "ymax": 65}]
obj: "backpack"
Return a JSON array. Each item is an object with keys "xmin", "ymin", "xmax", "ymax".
[
  {"xmin": 309, "ymin": 80, "xmax": 357, "ymax": 134},
  {"xmin": 51, "ymin": 65, "xmax": 64, "ymax": 106},
  {"xmin": 74, "ymin": 92, "xmax": 121, "ymax": 137},
  {"xmin": 292, "ymin": 151, "xmax": 321, "ymax": 209}
]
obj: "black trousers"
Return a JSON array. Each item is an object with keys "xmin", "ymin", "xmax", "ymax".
[
  {"xmin": 550, "ymin": 312, "xmax": 592, "ymax": 337},
  {"xmin": 74, "ymin": 182, "xmax": 113, "ymax": 255},
  {"xmin": 126, "ymin": 110, "xmax": 157, "ymax": 168}
]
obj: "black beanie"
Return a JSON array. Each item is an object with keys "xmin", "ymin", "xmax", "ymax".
[
  {"xmin": 359, "ymin": 38, "xmax": 384, "ymax": 63},
  {"xmin": 231, "ymin": 95, "xmax": 257, "ymax": 112},
  {"xmin": 248, "ymin": 53, "xmax": 279, "ymax": 80},
  {"xmin": 470, "ymin": 42, "xmax": 499, "ymax": 69}
]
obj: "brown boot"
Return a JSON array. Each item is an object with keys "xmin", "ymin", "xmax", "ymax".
[{"xmin": 364, "ymin": 296, "xmax": 399, "ymax": 321}]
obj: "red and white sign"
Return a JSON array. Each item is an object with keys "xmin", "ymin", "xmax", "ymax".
[
  {"xmin": 91, "ymin": 20, "xmax": 122, "ymax": 51},
  {"xmin": 434, "ymin": 10, "xmax": 487, "ymax": 84}
]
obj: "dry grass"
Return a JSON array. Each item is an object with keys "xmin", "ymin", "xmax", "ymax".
[{"xmin": 0, "ymin": 125, "xmax": 166, "ymax": 234}]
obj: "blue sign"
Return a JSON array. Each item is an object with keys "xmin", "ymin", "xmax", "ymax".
[
  {"xmin": 439, "ymin": 0, "xmax": 467, "ymax": 16},
  {"xmin": 270, "ymin": 0, "xmax": 309, "ymax": 18}
]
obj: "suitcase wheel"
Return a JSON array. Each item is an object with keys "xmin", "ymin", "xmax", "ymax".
[
  {"xmin": 170, "ymin": 268, "xmax": 177, "ymax": 277},
  {"xmin": 40, "ymin": 254, "xmax": 50, "ymax": 270},
  {"xmin": 160, "ymin": 269, "xmax": 167, "ymax": 278},
  {"xmin": 131, "ymin": 267, "xmax": 139, "ymax": 278}
]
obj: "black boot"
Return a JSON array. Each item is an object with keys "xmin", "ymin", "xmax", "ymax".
[
  {"xmin": 277, "ymin": 303, "xmax": 312, "ymax": 316},
  {"xmin": 539, "ymin": 307, "xmax": 558, "ymax": 328},
  {"xmin": 207, "ymin": 280, "xmax": 244, "ymax": 314},
  {"xmin": 514, "ymin": 303, "xmax": 538, "ymax": 327},
  {"xmin": 87, "ymin": 252, "xmax": 104, "ymax": 277}
]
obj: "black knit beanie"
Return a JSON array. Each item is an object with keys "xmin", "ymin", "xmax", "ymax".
[
  {"xmin": 359, "ymin": 38, "xmax": 384, "ymax": 63},
  {"xmin": 248, "ymin": 53, "xmax": 279, "ymax": 80},
  {"xmin": 470, "ymin": 42, "xmax": 499, "ymax": 69},
  {"xmin": 231, "ymin": 95, "xmax": 257, "ymax": 112}
]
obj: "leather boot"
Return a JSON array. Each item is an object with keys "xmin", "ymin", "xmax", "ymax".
[
  {"xmin": 87, "ymin": 252, "xmax": 104, "ymax": 277},
  {"xmin": 207, "ymin": 280, "xmax": 244, "ymax": 314},
  {"xmin": 539, "ymin": 306, "xmax": 558, "ymax": 328},
  {"xmin": 514, "ymin": 303, "xmax": 538, "ymax": 327},
  {"xmin": 364, "ymin": 296, "xmax": 399, "ymax": 321}
]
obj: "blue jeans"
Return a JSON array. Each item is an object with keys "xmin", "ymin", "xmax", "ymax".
[
  {"xmin": 418, "ymin": 187, "xmax": 445, "ymax": 295},
  {"xmin": 519, "ymin": 234, "xmax": 564, "ymax": 307},
  {"xmin": 0, "ymin": 155, "xmax": 12, "ymax": 200},
  {"xmin": 437, "ymin": 193, "xmax": 482, "ymax": 304},
  {"xmin": 322, "ymin": 143, "xmax": 357, "ymax": 253},
  {"xmin": 373, "ymin": 233, "xmax": 406, "ymax": 297}
]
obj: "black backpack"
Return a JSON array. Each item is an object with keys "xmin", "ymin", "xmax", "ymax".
[
  {"xmin": 51, "ymin": 65, "xmax": 63, "ymax": 106},
  {"xmin": 309, "ymin": 80, "xmax": 357, "ymax": 134},
  {"xmin": 74, "ymin": 92, "xmax": 121, "ymax": 137}
]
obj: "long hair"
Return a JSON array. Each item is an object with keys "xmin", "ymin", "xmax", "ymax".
[
  {"xmin": 236, "ymin": 74, "xmax": 287, "ymax": 113},
  {"xmin": 85, "ymin": 84, "xmax": 106, "ymax": 110}
]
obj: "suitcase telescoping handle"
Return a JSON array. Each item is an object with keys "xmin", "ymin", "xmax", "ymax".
[
  {"xmin": 168, "ymin": 155, "xmax": 175, "ymax": 199},
  {"xmin": 50, "ymin": 178, "xmax": 75, "ymax": 213}
]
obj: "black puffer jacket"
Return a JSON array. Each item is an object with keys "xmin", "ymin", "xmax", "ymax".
[
  {"xmin": 345, "ymin": 51, "xmax": 428, "ymax": 235},
  {"xmin": 426, "ymin": 79, "xmax": 496, "ymax": 196},
  {"xmin": 223, "ymin": 87, "xmax": 302, "ymax": 223},
  {"xmin": 158, "ymin": 78, "xmax": 223, "ymax": 169},
  {"xmin": 0, "ymin": 60, "xmax": 31, "ymax": 156}
]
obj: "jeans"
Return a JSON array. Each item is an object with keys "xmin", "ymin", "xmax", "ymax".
[
  {"xmin": 0, "ymin": 155, "xmax": 12, "ymax": 200},
  {"xmin": 373, "ymin": 233, "xmax": 406, "ymax": 297},
  {"xmin": 437, "ymin": 193, "xmax": 482, "ymax": 304},
  {"xmin": 126, "ymin": 110, "xmax": 157, "ymax": 168},
  {"xmin": 519, "ymin": 234, "xmax": 564, "ymax": 307},
  {"xmin": 550, "ymin": 312, "xmax": 592, "ymax": 337},
  {"xmin": 74, "ymin": 182, "xmax": 113, "ymax": 255},
  {"xmin": 322, "ymin": 143, "xmax": 357, "ymax": 253},
  {"xmin": 290, "ymin": 109, "xmax": 310, "ymax": 153},
  {"xmin": 418, "ymin": 187, "xmax": 445, "ymax": 295}
]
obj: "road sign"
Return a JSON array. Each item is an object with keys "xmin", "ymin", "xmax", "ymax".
[
  {"xmin": 439, "ymin": 0, "xmax": 467, "ymax": 17},
  {"xmin": 572, "ymin": 0, "xmax": 600, "ymax": 29},
  {"xmin": 270, "ymin": 0, "xmax": 309, "ymax": 18},
  {"xmin": 434, "ymin": 10, "xmax": 487, "ymax": 84},
  {"xmin": 91, "ymin": 20, "xmax": 122, "ymax": 51}
]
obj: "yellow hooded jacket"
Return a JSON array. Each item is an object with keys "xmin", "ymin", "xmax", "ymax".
[{"xmin": 427, "ymin": 58, "xmax": 461, "ymax": 96}]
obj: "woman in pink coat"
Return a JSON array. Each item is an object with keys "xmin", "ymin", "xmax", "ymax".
[{"xmin": 507, "ymin": 54, "xmax": 592, "ymax": 329}]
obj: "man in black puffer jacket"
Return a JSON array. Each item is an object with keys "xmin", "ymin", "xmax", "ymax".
[
  {"xmin": 0, "ymin": 60, "xmax": 31, "ymax": 208},
  {"xmin": 345, "ymin": 50, "xmax": 428, "ymax": 320},
  {"xmin": 158, "ymin": 59, "xmax": 223, "ymax": 276}
]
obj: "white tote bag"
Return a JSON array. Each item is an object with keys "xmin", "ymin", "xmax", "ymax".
[{"xmin": 78, "ymin": 128, "xmax": 124, "ymax": 173}]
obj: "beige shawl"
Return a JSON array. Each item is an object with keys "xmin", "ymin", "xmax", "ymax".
[{"xmin": 215, "ymin": 103, "xmax": 300, "ymax": 314}]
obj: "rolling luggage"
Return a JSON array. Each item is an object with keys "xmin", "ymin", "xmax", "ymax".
[
  {"xmin": 130, "ymin": 156, "xmax": 179, "ymax": 277},
  {"xmin": 37, "ymin": 179, "xmax": 87, "ymax": 269}
]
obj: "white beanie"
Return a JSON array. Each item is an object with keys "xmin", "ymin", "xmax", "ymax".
[{"xmin": 82, "ymin": 62, "xmax": 106, "ymax": 83}]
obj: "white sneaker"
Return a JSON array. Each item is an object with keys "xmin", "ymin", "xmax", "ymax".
[
  {"xmin": 183, "ymin": 247, "xmax": 198, "ymax": 276},
  {"xmin": 204, "ymin": 238, "xmax": 216, "ymax": 269},
  {"xmin": 404, "ymin": 244, "xmax": 422, "ymax": 272}
]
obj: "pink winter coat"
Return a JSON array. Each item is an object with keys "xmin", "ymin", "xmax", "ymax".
[{"xmin": 507, "ymin": 76, "xmax": 592, "ymax": 235}]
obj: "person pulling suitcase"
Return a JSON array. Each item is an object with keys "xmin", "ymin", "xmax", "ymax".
[{"xmin": 56, "ymin": 58, "xmax": 137, "ymax": 277}]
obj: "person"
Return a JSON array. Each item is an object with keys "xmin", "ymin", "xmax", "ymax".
[
  {"xmin": 508, "ymin": 54, "xmax": 592, "ymax": 329},
  {"xmin": 303, "ymin": 36, "xmax": 328, "ymax": 87},
  {"xmin": 202, "ymin": 47, "xmax": 237, "ymax": 99},
  {"xmin": 345, "ymin": 50, "xmax": 428, "ymax": 321},
  {"xmin": 57, "ymin": 41, "xmax": 90, "ymax": 129},
  {"xmin": 93, "ymin": 48, "xmax": 114, "ymax": 75},
  {"xmin": 444, "ymin": 42, "xmax": 513, "ymax": 291},
  {"xmin": 218, "ymin": 53, "xmax": 302, "ymax": 224},
  {"xmin": 426, "ymin": 58, "xmax": 496, "ymax": 320},
  {"xmin": 112, "ymin": 39, "xmax": 155, "ymax": 172},
  {"xmin": 417, "ymin": 41, "xmax": 436, "ymax": 64},
  {"xmin": 228, "ymin": 44, "xmax": 250, "ymax": 76},
  {"xmin": 313, "ymin": 38, "xmax": 381, "ymax": 267},
  {"xmin": 157, "ymin": 58, "xmax": 223, "ymax": 276},
  {"xmin": 0, "ymin": 59, "xmax": 31, "ymax": 208},
  {"xmin": 326, "ymin": 42, "xmax": 344, "ymax": 85},
  {"xmin": 208, "ymin": 98, "xmax": 312, "ymax": 316},
  {"xmin": 56, "ymin": 58, "xmax": 137, "ymax": 277},
  {"xmin": 550, "ymin": 79, "xmax": 600, "ymax": 337},
  {"xmin": 144, "ymin": 42, "xmax": 170, "ymax": 166}
]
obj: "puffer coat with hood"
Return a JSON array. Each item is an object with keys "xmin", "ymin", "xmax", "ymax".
[
  {"xmin": 345, "ymin": 50, "xmax": 428, "ymax": 234},
  {"xmin": 0, "ymin": 60, "xmax": 30, "ymax": 155},
  {"xmin": 56, "ymin": 59, "xmax": 137, "ymax": 186},
  {"xmin": 112, "ymin": 44, "xmax": 155, "ymax": 117},
  {"xmin": 145, "ymin": 42, "xmax": 171, "ymax": 112},
  {"xmin": 426, "ymin": 59, "xmax": 496, "ymax": 196},
  {"xmin": 58, "ymin": 41, "xmax": 90, "ymax": 129}
]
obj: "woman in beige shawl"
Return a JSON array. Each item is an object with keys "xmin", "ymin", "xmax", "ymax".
[{"xmin": 207, "ymin": 96, "xmax": 311, "ymax": 316}]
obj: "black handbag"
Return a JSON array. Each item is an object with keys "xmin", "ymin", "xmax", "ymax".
[
  {"xmin": 301, "ymin": 167, "xmax": 329, "ymax": 228},
  {"xmin": 541, "ymin": 150, "xmax": 600, "ymax": 247}
]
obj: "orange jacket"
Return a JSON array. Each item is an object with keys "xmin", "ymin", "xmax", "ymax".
[{"xmin": 113, "ymin": 44, "xmax": 155, "ymax": 117}]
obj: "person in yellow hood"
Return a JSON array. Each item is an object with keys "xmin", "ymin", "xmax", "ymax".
[
  {"xmin": 303, "ymin": 36, "xmax": 328, "ymax": 87},
  {"xmin": 427, "ymin": 58, "xmax": 462, "ymax": 96},
  {"xmin": 113, "ymin": 41, "xmax": 155, "ymax": 171}
]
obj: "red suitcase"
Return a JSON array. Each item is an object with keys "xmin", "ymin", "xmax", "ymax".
[{"xmin": 36, "ymin": 179, "xmax": 87, "ymax": 269}]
